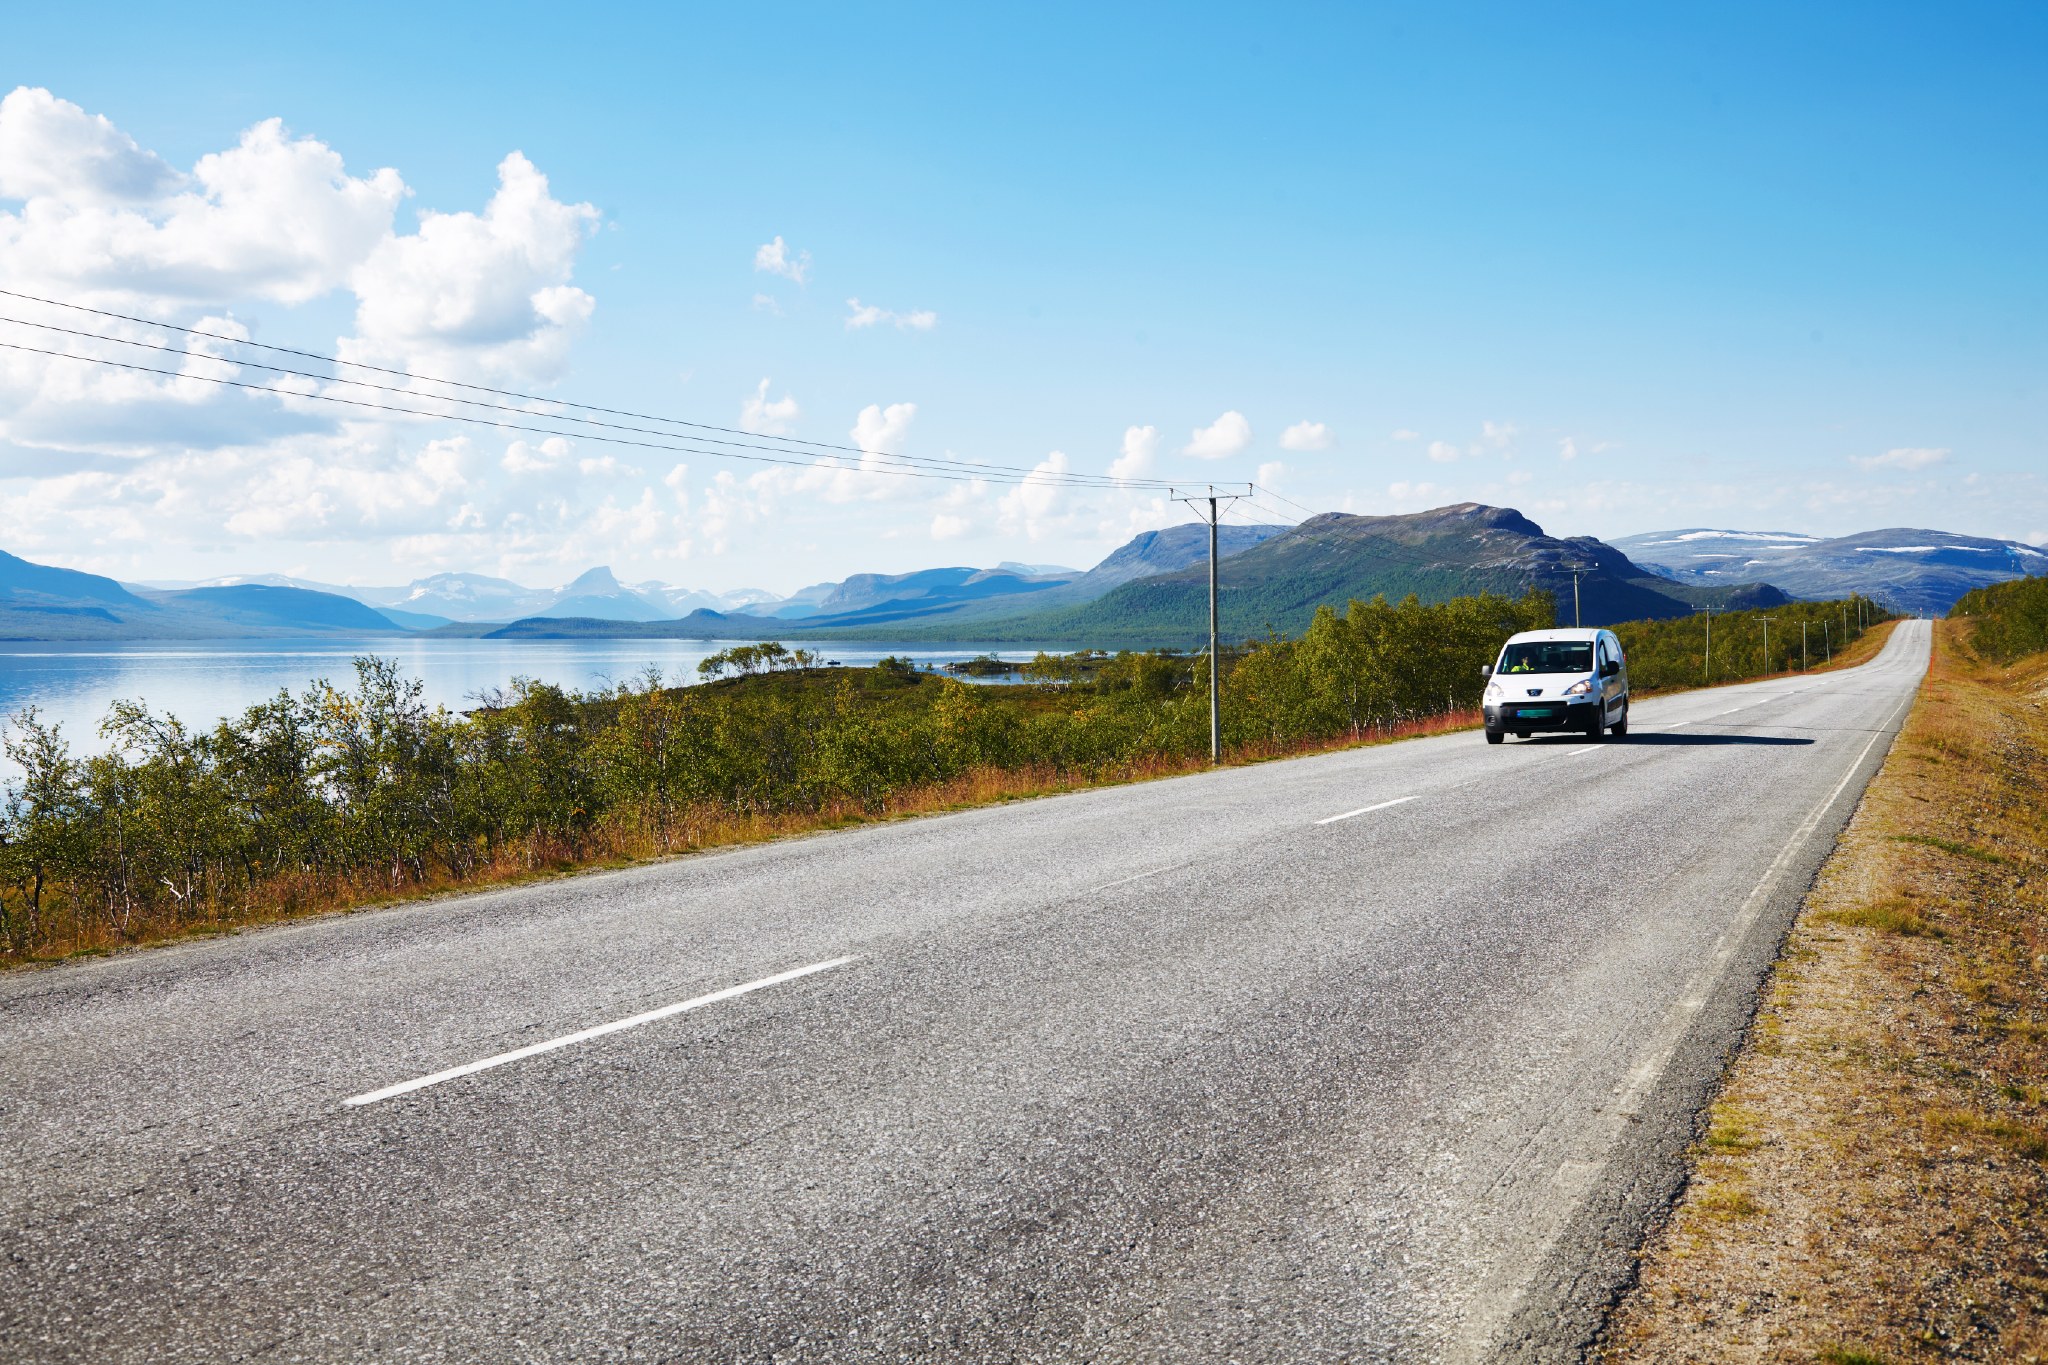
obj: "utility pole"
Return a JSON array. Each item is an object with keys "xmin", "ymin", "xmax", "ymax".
[
  {"xmin": 1823, "ymin": 617, "xmax": 1832, "ymax": 663},
  {"xmin": 1561, "ymin": 562, "xmax": 1594, "ymax": 628},
  {"xmin": 1172, "ymin": 484, "xmax": 1248, "ymax": 763},
  {"xmin": 1761, "ymin": 616, "xmax": 1775, "ymax": 675},
  {"xmin": 1695, "ymin": 606, "xmax": 1716, "ymax": 683},
  {"xmin": 1802, "ymin": 620, "xmax": 1809, "ymax": 672}
]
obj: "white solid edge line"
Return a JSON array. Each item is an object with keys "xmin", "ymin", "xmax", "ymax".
[
  {"xmin": 1316, "ymin": 794, "xmax": 1420, "ymax": 825},
  {"xmin": 343, "ymin": 956, "xmax": 859, "ymax": 1107}
]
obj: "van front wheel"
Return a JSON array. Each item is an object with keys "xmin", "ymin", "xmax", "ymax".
[
  {"xmin": 1611, "ymin": 703, "xmax": 1629, "ymax": 737},
  {"xmin": 1485, "ymin": 728, "xmax": 1505, "ymax": 745}
]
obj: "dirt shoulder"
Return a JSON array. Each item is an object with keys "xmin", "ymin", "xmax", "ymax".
[{"xmin": 1601, "ymin": 621, "xmax": 2048, "ymax": 1361}]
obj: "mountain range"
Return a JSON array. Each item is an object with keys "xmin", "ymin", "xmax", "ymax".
[
  {"xmin": 6, "ymin": 508, "xmax": 2041, "ymax": 645},
  {"xmin": 1608, "ymin": 527, "xmax": 2048, "ymax": 615}
]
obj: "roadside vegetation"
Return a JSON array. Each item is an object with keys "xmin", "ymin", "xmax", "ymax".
[
  {"xmin": 1951, "ymin": 573, "xmax": 2048, "ymax": 664},
  {"xmin": 1612, "ymin": 595, "xmax": 1893, "ymax": 692},
  {"xmin": 1603, "ymin": 593, "xmax": 2048, "ymax": 1361},
  {"xmin": 0, "ymin": 588, "xmax": 1887, "ymax": 966}
]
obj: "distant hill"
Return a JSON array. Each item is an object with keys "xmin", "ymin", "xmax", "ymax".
[
  {"xmin": 481, "ymin": 524, "xmax": 1288, "ymax": 641},
  {"xmin": 530, "ymin": 567, "xmax": 669, "ymax": 622},
  {"xmin": 927, "ymin": 504, "xmax": 1783, "ymax": 646},
  {"xmin": 1613, "ymin": 527, "xmax": 2047, "ymax": 614},
  {"xmin": 1, "ymin": 548, "xmax": 152, "ymax": 610},
  {"xmin": 142, "ymin": 585, "xmax": 408, "ymax": 633},
  {"xmin": 0, "ymin": 549, "xmax": 413, "ymax": 640},
  {"xmin": 483, "ymin": 507, "xmax": 1783, "ymax": 647}
]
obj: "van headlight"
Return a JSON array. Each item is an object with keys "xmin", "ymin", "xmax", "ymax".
[
  {"xmin": 1483, "ymin": 682, "xmax": 1503, "ymax": 702},
  {"xmin": 1562, "ymin": 679, "xmax": 1594, "ymax": 696}
]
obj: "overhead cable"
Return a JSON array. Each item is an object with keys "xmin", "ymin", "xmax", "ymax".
[{"xmin": 0, "ymin": 291, "xmax": 1184, "ymax": 491}]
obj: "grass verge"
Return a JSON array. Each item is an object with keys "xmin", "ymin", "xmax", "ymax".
[{"xmin": 1600, "ymin": 620, "xmax": 2048, "ymax": 1362}]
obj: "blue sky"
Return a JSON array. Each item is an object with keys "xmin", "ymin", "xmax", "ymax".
[{"xmin": 3, "ymin": 2, "xmax": 2043, "ymax": 593}]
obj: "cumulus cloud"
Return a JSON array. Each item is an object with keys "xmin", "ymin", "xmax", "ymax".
[
  {"xmin": 931, "ymin": 512, "xmax": 972, "ymax": 540},
  {"xmin": 844, "ymin": 297, "xmax": 937, "ymax": 330},
  {"xmin": 1851, "ymin": 446, "xmax": 1950, "ymax": 471},
  {"xmin": 999, "ymin": 451, "xmax": 1073, "ymax": 540},
  {"xmin": 0, "ymin": 89, "xmax": 643, "ymax": 581},
  {"xmin": 1427, "ymin": 440, "xmax": 1460, "ymax": 463},
  {"xmin": 1559, "ymin": 438, "xmax": 1579, "ymax": 461},
  {"xmin": 1279, "ymin": 420, "xmax": 1333, "ymax": 451},
  {"xmin": 0, "ymin": 85, "xmax": 603, "ymax": 477},
  {"xmin": 1388, "ymin": 480, "xmax": 1455, "ymax": 506},
  {"xmin": 1184, "ymin": 410, "xmax": 1252, "ymax": 460},
  {"xmin": 753, "ymin": 235, "xmax": 810, "ymax": 284},
  {"xmin": 1390, "ymin": 428, "xmax": 1420, "ymax": 441},
  {"xmin": 1109, "ymin": 424, "xmax": 1158, "ymax": 482},
  {"xmin": 342, "ymin": 151, "xmax": 599, "ymax": 385},
  {"xmin": 0, "ymin": 87, "xmax": 406, "ymax": 306},
  {"xmin": 851, "ymin": 401, "xmax": 916, "ymax": 454},
  {"xmin": 0, "ymin": 86, "xmax": 181, "ymax": 205},
  {"xmin": 502, "ymin": 435, "xmax": 574, "ymax": 474},
  {"xmin": 740, "ymin": 378, "xmax": 799, "ymax": 436},
  {"xmin": 1479, "ymin": 420, "xmax": 1518, "ymax": 451}
]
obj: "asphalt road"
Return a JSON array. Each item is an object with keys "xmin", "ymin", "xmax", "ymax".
[{"xmin": 0, "ymin": 621, "xmax": 1930, "ymax": 1363}]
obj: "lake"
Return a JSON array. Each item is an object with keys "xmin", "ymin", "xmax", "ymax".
[{"xmin": 0, "ymin": 638, "xmax": 1057, "ymax": 773}]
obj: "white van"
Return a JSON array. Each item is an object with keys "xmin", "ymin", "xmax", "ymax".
[{"xmin": 1481, "ymin": 627, "xmax": 1629, "ymax": 744}]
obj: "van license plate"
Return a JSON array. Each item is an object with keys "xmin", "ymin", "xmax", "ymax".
[{"xmin": 1517, "ymin": 708, "xmax": 1547, "ymax": 718}]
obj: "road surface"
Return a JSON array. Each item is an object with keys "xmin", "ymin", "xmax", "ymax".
[{"xmin": 0, "ymin": 621, "xmax": 1930, "ymax": 1362}]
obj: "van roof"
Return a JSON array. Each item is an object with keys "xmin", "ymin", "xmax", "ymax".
[{"xmin": 1504, "ymin": 628, "xmax": 1607, "ymax": 642}]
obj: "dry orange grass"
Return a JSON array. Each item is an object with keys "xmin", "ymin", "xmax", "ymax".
[{"xmin": 1601, "ymin": 622, "xmax": 2048, "ymax": 1362}]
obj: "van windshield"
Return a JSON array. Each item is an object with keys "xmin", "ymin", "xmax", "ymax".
[{"xmin": 1498, "ymin": 641, "xmax": 1594, "ymax": 675}]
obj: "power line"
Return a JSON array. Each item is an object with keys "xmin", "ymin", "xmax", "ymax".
[
  {"xmin": 1224, "ymin": 497, "xmax": 1303, "ymax": 528},
  {"xmin": 0, "ymin": 290, "xmax": 1186, "ymax": 491},
  {"xmin": 0, "ymin": 339, "xmax": 1048, "ymax": 487},
  {"xmin": 0, "ymin": 314, "xmax": 1171, "ymax": 492},
  {"xmin": 1250, "ymin": 483, "xmax": 1319, "ymax": 520}
]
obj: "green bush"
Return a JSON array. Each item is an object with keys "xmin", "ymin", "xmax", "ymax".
[{"xmin": 1950, "ymin": 575, "xmax": 2048, "ymax": 663}]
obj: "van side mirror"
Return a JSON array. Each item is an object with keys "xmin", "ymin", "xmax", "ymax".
[
  {"xmin": 1479, "ymin": 664, "xmax": 1493, "ymax": 679},
  {"xmin": 1601, "ymin": 660, "xmax": 1620, "ymax": 678}
]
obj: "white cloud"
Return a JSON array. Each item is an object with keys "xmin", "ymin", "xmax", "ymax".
[
  {"xmin": 0, "ymin": 86, "xmax": 181, "ymax": 205},
  {"xmin": 1256, "ymin": 460, "xmax": 1288, "ymax": 491},
  {"xmin": 1184, "ymin": 410, "xmax": 1252, "ymax": 460},
  {"xmin": 1559, "ymin": 438, "xmax": 1578, "ymax": 461},
  {"xmin": 999, "ymin": 451, "xmax": 1072, "ymax": 540},
  {"xmin": 1390, "ymin": 429, "xmax": 1420, "ymax": 441},
  {"xmin": 753, "ymin": 235, "xmax": 810, "ymax": 284},
  {"xmin": 1109, "ymin": 424, "xmax": 1158, "ymax": 482},
  {"xmin": 931, "ymin": 512, "xmax": 972, "ymax": 540},
  {"xmin": 0, "ymin": 87, "xmax": 406, "ymax": 307},
  {"xmin": 1851, "ymin": 446, "xmax": 1950, "ymax": 471},
  {"xmin": 342, "ymin": 151, "xmax": 599, "ymax": 385},
  {"xmin": 851, "ymin": 401, "xmax": 916, "ymax": 454},
  {"xmin": 1479, "ymin": 420, "xmax": 1519, "ymax": 450},
  {"xmin": 1279, "ymin": 420, "xmax": 1333, "ymax": 452},
  {"xmin": 750, "ymin": 292, "xmax": 782, "ymax": 314},
  {"xmin": 1387, "ymin": 480, "xmax": 1455, "ymax": 507},
  {"xmin": 740, "ymin": 378, "xmax": 799, "ymax": 436},
  {"xmin": 502, "ymin": 435, "xmax": 574, "ymax": 474},
  {"xmin": 0, "ymin": 88, "xmax": 603, "ymax": 495},
  {"xmin": 844, "ymin": 297, "xmax": 937, "ymax": 330},
  {"xmin": 1427, "ymin": 440, "xmax": 1461, "ymax": 463}
]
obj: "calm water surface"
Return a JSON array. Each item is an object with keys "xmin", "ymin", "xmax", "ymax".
[{"xmin": 0, "ymin": 638, "xmax": 1051, "ymax": 770}]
